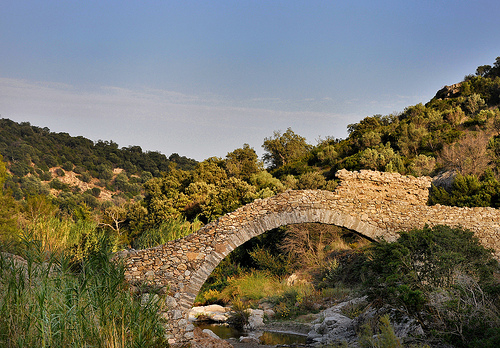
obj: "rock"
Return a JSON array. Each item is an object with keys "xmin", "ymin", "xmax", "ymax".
[
  {"xmin": 434, "ymin": 83, "xmax": 462, "ymax": 100},
  {"xmin": 172, "ymin": 310, "xmax": 183, "ymax": 320},
  {"xmin": 140, "ymin": 293, "xmax": 159, "ymax": 306},
  {"xmin": 192, "ymin": 327, "xmax": 233, "ymax": 348},
  {"xmin": 308, "ymin": 297, "xmax": 425, "ymax": 345},
  {"xmin": 286, "ymin": 273, "xmax": 299, "ymax": 286},
  {"xmin": 432, "ymin": 170, "xmax": 457, "ymax": 191},
  {"xmin": 202, "ymin": 329, "xmax": 221, "ymax": 339},
  {"xmin": 307, "ymin": 297, "xmax": 368, "ymax": 345},
  {"xmin": 308, "ymin": 312, "xmax": 356, "ymax": 345},
  {"xmin": 245, "ymin": 309, "xmax": 264, "ymax": 330},
  {"xmin": 165, "ymin": 295, "xmax": 177, "ymax": 308},
  {"xmin": 264, "ymin": 309, "xmax": 275, "ymax": 318},
  {"xmin": 354, "ymin": 305, "xmax": 424, "ymax": 339},
  {"xmin": 286, "ymin": 271, "xmax": 311, "ymax": 286},
  {"xmin": 239, "ymin": 336, "xmax": 260, "ymax": 344},
  {"xmin": 189, "ymin": 305, "xmax": 230, "ymax": 323}
]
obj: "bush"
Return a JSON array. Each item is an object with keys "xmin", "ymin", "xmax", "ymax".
[
  {"xmin": 364, "ymin": 225, "xmax": 500, "ymax": 347},
  {"xmin": 61, "ymin": 161, "xmax": 74, "ymax": 171},
  {"xmin": 49, "ymin": 178, "xmax": 70, "ymax": 191}
]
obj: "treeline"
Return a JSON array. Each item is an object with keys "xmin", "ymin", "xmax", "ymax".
[
  {"xmin": 0, "ymin": 118, "xmax": 197, "ymax": 198},
  {"xmin": 0, "ymin": 118, "xmax": 197, "ymax": 177}
]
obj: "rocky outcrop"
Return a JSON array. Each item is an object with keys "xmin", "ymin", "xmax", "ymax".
[
  {"xmin": 307, "ymin": 297, "xmax": 424, "ymax": 346},
  {"xmin": 307, "ymin": 297, "xmax": 366, "ymax": 345},
  {"xmin": 434, "ymin": 83, "xmax": 462, "ymax": 100}
]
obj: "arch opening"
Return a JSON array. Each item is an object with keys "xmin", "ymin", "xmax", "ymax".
[{"xmin": 192, "ymin": 222, "xmax": 373, "ymax": 308}]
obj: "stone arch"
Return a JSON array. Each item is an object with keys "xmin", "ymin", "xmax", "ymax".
[{"xmin": 182, "ymin": 208, "xmax": 384, "ymax": 313}]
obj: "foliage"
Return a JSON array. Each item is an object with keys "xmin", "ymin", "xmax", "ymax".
[
  {"xmin": 133, "ymin": 217, "xmax": 202, "ymax": 249},
  {"xmin": 358, "ymin": 314, "xmax": 403, "ymax": 348},
  {"xmin": 280, "ymin": 223, "xmax": 368, "ymax": 269},
  {"xmin": 262, "ymin": 128, "xmax": 312, "ymax": 169},
  {"xmin": 225, "ymin": 144, "xmax": 262, "ymax": 181},
  {"xmin": 438, "ymin": 131, "xmax": 492, "ymax": 176},
  {"xmin": 218, "ymin": 272, "xmax": 293, "ymax": 303},
  {"xmin": 364, "ymin": 225, "xmax": 500, "ymax": 347},
  {"xmin": 267, "ymin": 286, "xmax": 317, "ymax": 319},
  {"xmin": 429, "ymin": 173, "xmax": 500, "ymax": 208},
  {"xmin": 248, "ymin": 246, "xmax": 294, "ymax": 277},
  {"xmin": 0, "ymin": 236, "xmax": 167, "ymax": 348},
  {"xmin": 226, "ymin": 298, "xmax": 250, "ymax": 330},
  {"xmin": 0, "ymin": 155, "xmax": 20, "ymax": 249}
]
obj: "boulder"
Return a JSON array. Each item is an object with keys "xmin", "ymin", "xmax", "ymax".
[
  {"xmin": 189, "ymin": 305, "xmax": 230, "ymax": 323},
  {"xmin": 192, "ymin": 327, "xmax": 233, "ymax": 348},
  {"xmin": 244, "ymin": 309, "xmax": 265, "ymax": 330}
]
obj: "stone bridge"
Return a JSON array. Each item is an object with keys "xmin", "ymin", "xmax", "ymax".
[{"xmin": 117, "ymin": 169, "xmax": 500, "ymax": 345}]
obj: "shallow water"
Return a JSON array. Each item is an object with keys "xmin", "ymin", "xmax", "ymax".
[
  {"xmin": 258, "ymin": 330, "xmax": 307, "ymax": 345},
  {"xmin": 195, "ymin": 323, "xmax": 308, "ymax": 345},
  {"xmin": 195, "ymin": 323, "xmax": 244, "ymax": 339}
]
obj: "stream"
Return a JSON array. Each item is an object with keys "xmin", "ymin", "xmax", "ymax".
[{"xmin": 195, "ymin": 323, "xmax": 308, "ymax": 345}]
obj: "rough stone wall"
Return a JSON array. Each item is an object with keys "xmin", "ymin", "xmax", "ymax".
[{"xmin": 116, "ymin": 169, "xmax": 500, "ymax": 345}]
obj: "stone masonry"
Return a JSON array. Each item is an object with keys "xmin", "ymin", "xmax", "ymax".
[{"xmin": 115, "ymin": 169, "xmax": 500, "ymax": 345}]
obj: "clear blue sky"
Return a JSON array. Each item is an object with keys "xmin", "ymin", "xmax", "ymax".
[{"xmin": 1, "ymin": 1, "xmax": 499, "ymax": 161}]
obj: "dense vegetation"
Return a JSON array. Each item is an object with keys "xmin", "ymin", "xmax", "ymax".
[{"xmin": 1, "ymin": 57, "xmax": 500, "ymax": 347}]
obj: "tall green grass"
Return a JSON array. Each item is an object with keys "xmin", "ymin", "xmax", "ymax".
[
  {"xmin": 133, "ymin": 217, "xmax": 202, "ymax": 249},
  {"xmin": 0, "ymin": 236, "xmax": 167, "ymax": 348}
]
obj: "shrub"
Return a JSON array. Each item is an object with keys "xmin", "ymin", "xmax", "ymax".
[
  {"xmin": 365, "ymin": 225, "xmax": 500, "ymax": 347},
  {"xmin": 61, "ymin": 161, "xmax": 74, "ymax": 171},
  {"xmin": 358, "ymin": 314, "xmax": 403, "ymax": 348},
  {"xmin": 49, "ymin": 178, "xmax": 70, "ymax": 191}
]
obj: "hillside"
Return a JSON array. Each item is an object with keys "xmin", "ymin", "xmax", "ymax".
[
  {"xmin": 1, "ymin": 57, "xmax": 500, "ymax": 246},
  {"xmin": 0, "ymin": 118, "xmax": 197, "ymax": 200}
]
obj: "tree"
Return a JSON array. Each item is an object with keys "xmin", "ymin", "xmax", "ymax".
[
  {"xmin": 438, "ymin": 132, "xmax": 491, "ymax": 177},
  {"xmin": 262, "ymin": 128, "xmax": 312, "ymax": 169},
  {"xmin": 476, "ymin": 65, "xmax": 492, "ymax": 77},
  {"xmin": 225, "ymin": 144, "xmax": 262, "ymax": 181}
]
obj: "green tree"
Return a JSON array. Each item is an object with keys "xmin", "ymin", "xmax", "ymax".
[
  {"xmin": 200, "ymin": 177, "xmax": 256, "ymax": 221},
  {"xmin": 262, "ymin": 128, "xmax": 312, "ymax": 169},
  {"xmin": 225, "ymin": 144, "xmax": 262, "ymax": 181},
  {"xmin": 429, "ymin": 173, "xmax": 500, "ymax": 208}
]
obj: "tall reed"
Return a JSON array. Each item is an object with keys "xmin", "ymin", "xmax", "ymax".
[
  {"xmin": 0, "ymin": 235, "xmax": 167, "ymax": 348},
  {"xmin": 134, "ymin": 217, "xmax": 202, "ymax": 249}
]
